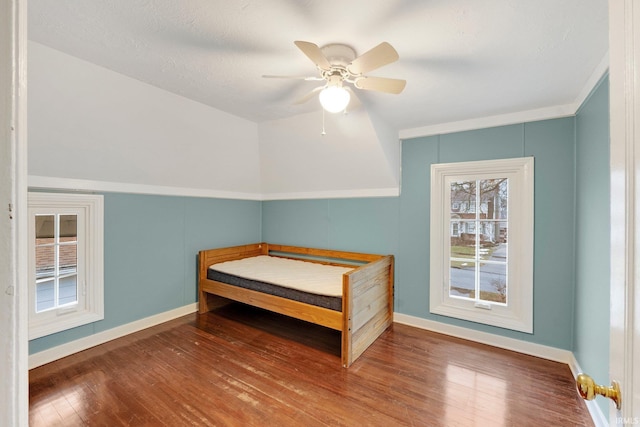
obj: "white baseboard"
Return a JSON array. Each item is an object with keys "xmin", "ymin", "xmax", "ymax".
[
  {"xmin": 568, "ymin": 354, "xmax": 609, "ymax": 427},
  {"xmin": 29, "ymin": 303, "xmax": 198, "ymax": 369},
  {"xmin": 393, "ymin": 312, "xmax": 573, "ymax": 363},
  {"xmin": 394, "ymin": 312, "xmax": 608, "ymax": 426}
]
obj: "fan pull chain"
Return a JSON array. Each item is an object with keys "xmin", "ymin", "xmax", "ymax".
[{"xmin": 321, "ymin": 108, "xmax": 326, "ymax": 136}]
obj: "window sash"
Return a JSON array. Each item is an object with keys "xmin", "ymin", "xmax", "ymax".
[
  {"xmin": 447, "ymin": 178, "xmax": 508, "ymax": 306},
  {"xmin": 430, "ymin": 157, "xmax": 533, "ymax": 333},
  {"xmin": 28, "ymin": 192, "xmax": 104, "ymax": 340},
  {"xmin": 34, "ymin": 213, "xmax": 80, "ymax": 313}
]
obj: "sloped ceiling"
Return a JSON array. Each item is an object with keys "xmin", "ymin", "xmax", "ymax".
[{"xmin": 27, "ymin": 0, "xmax": 609, "ymax": 198}]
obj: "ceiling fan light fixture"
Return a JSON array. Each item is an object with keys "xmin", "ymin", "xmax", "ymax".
[{"xmin": 319, "ymin": 85, "xmax": 350, "ymax": 113}]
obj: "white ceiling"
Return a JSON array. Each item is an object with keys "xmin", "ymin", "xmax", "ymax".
[{"xmin": 28, "ymin": 0, "xmax": 608, "ymax": 133}]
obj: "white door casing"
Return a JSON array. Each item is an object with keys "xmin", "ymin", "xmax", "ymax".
[
  {"xmin": 609, "ymin": 0, "xmax": 640, "ymax": 423},
  {"xmin": 0, "ymin": 0, "xmax": 28, "ymax": 425}
]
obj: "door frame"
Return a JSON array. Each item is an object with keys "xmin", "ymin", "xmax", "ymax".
[
  {"xmin": 609, "ymin": 0, "xmax": 639, "ymax": 423},
  {"xmin": 0, "ymin": 0, "xmax": 28, "ymax": 425}
]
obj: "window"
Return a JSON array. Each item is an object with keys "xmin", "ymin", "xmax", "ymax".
[
  {"xmin": 451, "ymin": 221, "xmax": 460, "ymax": 236},
  {"xmin": 430, "ymin": 157, "xmax": 533, "ymax": 333},
  {"xmin": 28, "ymin": 192, "xmax": 104, "ymax": 339}
]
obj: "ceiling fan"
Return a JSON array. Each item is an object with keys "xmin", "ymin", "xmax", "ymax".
[{"xmin": 263, "ymin": 41, "xmax": 406, "ymax": 113}]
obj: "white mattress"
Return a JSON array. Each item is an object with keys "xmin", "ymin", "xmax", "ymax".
[{"xmin": 209, "ymin": 255, "xmax": 353, "ymax": 297}]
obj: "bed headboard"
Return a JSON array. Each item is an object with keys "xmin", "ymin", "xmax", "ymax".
[{"xmin": 198, "ymin": 243, "xmax": 267, "ymax": 281}]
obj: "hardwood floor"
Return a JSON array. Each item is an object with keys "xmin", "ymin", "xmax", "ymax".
[{"xmin": 29, "ymin": 303, "xmax": 594, "ymax": 426}]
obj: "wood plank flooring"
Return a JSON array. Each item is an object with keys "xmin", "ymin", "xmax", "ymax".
[{"xmin": 29, "ymin": 303, "xmax": 594, "ymax": 426}]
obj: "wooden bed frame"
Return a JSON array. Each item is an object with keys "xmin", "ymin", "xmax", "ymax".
[{"xmin": 198, "ymin": 243, "xmax": 394, "ymax": 367}]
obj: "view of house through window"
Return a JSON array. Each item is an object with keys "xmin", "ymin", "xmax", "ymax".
[
  {"xmin": 35, "ymin": 214, "xmax": 79, "ymax": 312},
  {"xmin": 430, "ymin": 157, "xmax": 533, "ymax": 333},
  {"xmin": 449, "ymin": 178, "xmax": 508, "ymax": 304}
]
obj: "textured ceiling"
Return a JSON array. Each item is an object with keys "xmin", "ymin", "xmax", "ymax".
[{"xmin": 28, "ymin": 0, "xmax": 608, "ymax": 132}]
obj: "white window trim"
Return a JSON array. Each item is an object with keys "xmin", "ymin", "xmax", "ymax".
[
  {"xmin": 430, "ymin": 157, "xmax": 534, "ymax": 333},
  {"xmin": 28, "ymin": 192, "xmax": 104, "ymax": 340}
]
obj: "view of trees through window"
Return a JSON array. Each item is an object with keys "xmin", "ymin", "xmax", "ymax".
[{"xmin": 449, "ymin": 178, "xmax": 508, "ymax": 304}]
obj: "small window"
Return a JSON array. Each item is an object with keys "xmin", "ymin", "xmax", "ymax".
[
  {"xmin": 28, "ymin": 192, "xmax": 104, "ymax": 339},
  {"xmin": 430, "ymin": 157, "xmax": 533, "ymax": 333},
  {"xmin": 451, "ymin": 222, "xmax": 460, "ymax": 236}
]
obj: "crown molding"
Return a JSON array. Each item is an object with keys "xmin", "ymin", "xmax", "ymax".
[
  {"xmin": 399, "ymin": 105, "xmax": 576, "ymax": 140},
  {"xmin": 399, "ymin": 52, "xmax": 610, "ymax": 140}
]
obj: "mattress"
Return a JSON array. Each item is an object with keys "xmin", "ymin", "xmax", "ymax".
[{"xmin": 207, "ymin": 255, "xmax": 353, "ymax": 312}]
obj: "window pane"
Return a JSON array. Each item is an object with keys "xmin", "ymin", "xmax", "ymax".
[
  {"xmin": 60, "ymin": 214, "xmax": 77, "ymax": 242},
  {"xmin": 480, "ymin": 178, "xmax": 508, "ymax": 219},
  {"xmin": 450, "ymin": 230, "xmax": 476, "ymax": 260},
  {"xmin": 451, "ymin": 181, "xmax": 476, "ymax": 214},
  {"xmin": 35, "ymin": 214, "xmax": 55, "ymax": 239},
  {"xmin": 479, "ymin": 263, "xmax": 507, "ymax": 304},
  {"xmin": 35, "ymin": 245, "xmax": 55, "ymax": 280},
  {"xmin": 59, "ymin": 243, "xmax": 77, "ymax": 274},
  {"xmin": 450, "ymin": 262, "xmax": 475, "ymax": 299},
  {"xmin": 36, "ymin": 279, "xmax": 55, "ymax": 312},
  {"xmin": 478, "ymin": 220, "xmax": 503, "ymax": 247},
  {"xmin": 58, "ymin": 274, "xmax": 78, "ymax": 306},
  {"xmin": 35, "ymin": 214, "xmax": 55, "ymax": 281},
  {"xmin": 498, "ymin": 221, "xmax": 508, "ymax": 244},
  {"xmin": 489, "ymin": 235, "xmax": 508, "ymax": 264}
]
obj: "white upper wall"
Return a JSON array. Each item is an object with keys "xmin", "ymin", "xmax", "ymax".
[
  {"xmin": 28, "ymin": 42, "xmax": 262, "ymax": 198},
  {"xmin": 258, "ymin": 109, "xmax": 400, "ymax": 199},
  {"xmin": 28, "ymin": 42, "xmax": 401, "ymax": 199}
]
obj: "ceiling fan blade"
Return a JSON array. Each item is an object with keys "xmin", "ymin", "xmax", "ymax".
[
  {"xmin": 348, "ymin": 42, "xmax": 399, "ymax": 75},
  {"xmin": 354, "ymin": 76, "xmax": 406, "ymax": 94},
  {"xmin": 294, "ymin": 41, "xmax": 332, "ymax": 71},
  {"xmin": 293, "ymin": 86, "xmax": 324, "ymax": 105},
  {"xmin": 262, "ymin": 75, "xmax": 324, "ymax": 81}
]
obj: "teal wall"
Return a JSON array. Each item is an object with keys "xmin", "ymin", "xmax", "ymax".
[
  {"xmin": 262, "ymin": 118, "xmax": 577, "ymax": 349},
  {"xmin": 262, "ymin": 198, "xmax": 399, "ymax": 255},
  {"xmin": 398, "ymin": 118, "xmax": 576, "ymax": 348},
  {"xmin": 29, "ymin": 193, "xmax": 261, "ymax": 354},
  {"xmin": 574, "ymin": 76, "xmax": 610, "ymax": 416}
]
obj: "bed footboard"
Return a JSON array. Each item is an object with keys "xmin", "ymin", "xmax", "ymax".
[{"xmin": 342, "ymin": 255, "xmax": 394, "ymax": 367}]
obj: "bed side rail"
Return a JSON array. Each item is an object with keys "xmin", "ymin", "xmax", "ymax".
[{"xmin": 267, "ymin": 244, "xmax": 383, "ymax": 264}]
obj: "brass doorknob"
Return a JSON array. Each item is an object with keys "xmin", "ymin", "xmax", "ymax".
[{"xmin": 576, "ymin": 373, "xmax": 621, "ymax": 410}]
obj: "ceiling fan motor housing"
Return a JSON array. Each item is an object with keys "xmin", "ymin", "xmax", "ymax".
[{"xmin": 320, "ymin": 44, "xmax": 357, "ymax": 68}]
